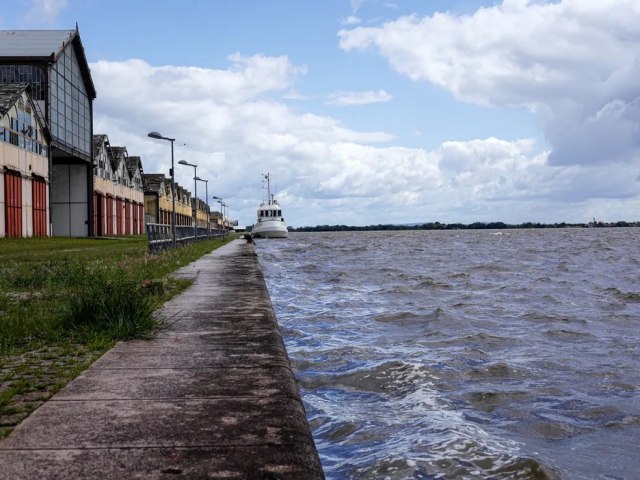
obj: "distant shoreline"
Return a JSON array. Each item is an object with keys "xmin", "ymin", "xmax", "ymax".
[{"xmin": 289, "ymin": 221, "xmax": 639, "ymax": 232}]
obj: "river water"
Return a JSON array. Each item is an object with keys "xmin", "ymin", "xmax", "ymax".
[{"xmin": 255, "ymin": 229, "xmax": 640, "ymax": 480}]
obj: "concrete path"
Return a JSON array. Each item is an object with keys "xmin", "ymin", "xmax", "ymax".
[{"xmin": 0, "ymin": 239, "xmax": 325, "ymax": 479}]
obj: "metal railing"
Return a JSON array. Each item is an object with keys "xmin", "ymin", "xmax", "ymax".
[{"xmin": 146, "ymin": 223, "xmax": 228, "ymax": 252}]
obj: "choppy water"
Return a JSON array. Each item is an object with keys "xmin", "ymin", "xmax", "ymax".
[{"xmin": 255, "ymin": 229, "xmax": 640, "ymax": 480}]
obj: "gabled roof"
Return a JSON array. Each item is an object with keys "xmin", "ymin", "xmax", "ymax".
[
  {"xmin": 108, "ymin": 146, "xmax": 128, "ymax": 172},
  {"xmin": 0, "ymin": 28, "xmax": 97, "ymax": 99},
  {"xmin": 142, "ymin": 174, "xmax": 167, "ymax": 194},
  {"xmin": 0, "ymin": 82, "xmax": 28, "ymax": 117},
  {"xmin": 0, "ymin": 30, "xmax": 74, "ymax": 57},
  {"xmin": 92, "ymin": 134, "xmax": 110, "ymax": 159},
  {"xmin": 0, "ymin": 82, "xmax": 50, "ymax": 142},
  {"xmin": 126, "ymin": 156, "xmax": 143, "ymax": 178},
  {"xmin": 93, "ymin": 134, "xmax": 109, "ymax": 150}
]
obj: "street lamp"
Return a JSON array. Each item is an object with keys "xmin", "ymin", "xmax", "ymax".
[
  {"xmin": 216, "ymin": 199, "xmax": 225, "ymax": 230},
  {"xmin": 148, "ymin": 131, "xmax": 176, "ymax": 247},
  {"xmin": 178, "ymin": 160, "xmax": 198, "ymax": 239},
  {"xmin": 212, "ymin": 196, "xmax": 221, "ymax": 231},
  {"xmin": 195, "ymin": 176, "xmax": 209, "ymax": 235},
  {"xmin": 222, "ymin": 202, "xmax": 228, "ymax": 230}
]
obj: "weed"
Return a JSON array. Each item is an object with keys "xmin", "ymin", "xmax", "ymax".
[{"xmin": 64, "ymin": 268, "xmax": 162, "ymax": 340}]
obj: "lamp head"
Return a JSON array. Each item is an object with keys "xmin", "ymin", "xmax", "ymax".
[
  {"xmin": 178, "ymin": 160, "xmax": 197, "ymax": 167},
  {"xmin": 148, "ymin": 131, "xmax": 175, "ymax": 142}
]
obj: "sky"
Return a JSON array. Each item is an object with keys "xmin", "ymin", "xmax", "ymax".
[{"xmin": 2, "ymin": 0, "xmax": 640, "ymax": 227}]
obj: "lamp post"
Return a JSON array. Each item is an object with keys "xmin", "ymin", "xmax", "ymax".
[
  {"xmin": 148, "ymin": 131, "xmax": 176, "ymax": 247},
  {"xmin": 178, "ymin": 160, "xmax": 198, "ymax": 239},
  {"xmin": 195, "ymin": 176, "xmax": 208, "ymax": 235},
  {"xmin": 222, "ymin": 202, "xmax": 228, "ymax": 230},
  {"xmin": 212, "ymin": 196, "xmax": 221, "ymax": 231},
  {"xmin": 216, "ymin": 199, "xmax": 225, "ymax": 230}
]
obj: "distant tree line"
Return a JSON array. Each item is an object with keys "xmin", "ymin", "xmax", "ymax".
[{"xmin": 289, "ymin": 220, "xmax": 639, "ymax": 232}]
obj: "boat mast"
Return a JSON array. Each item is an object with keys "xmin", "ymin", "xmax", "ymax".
[{"xmin": 263, "ymin": 172, "xmax": 272, "ymax": 205}]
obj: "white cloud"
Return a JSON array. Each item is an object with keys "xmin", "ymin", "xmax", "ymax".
[
  {"xmin": 24, "ymin": 0, "xmax": 68, "ymax": 25},
  {"xmin": 339, "ymin": 0, "xmax": 640, "ymax": 167},
  {"xmin": 328, "ymin": 89, "xmax": 393, "ymax": 106},
  {"xmin": 91, "ymin": 51, "xmax": 640, "ymax": 227},
  {"xmin": 342, "ymin": 15, "xmax": 362, "ymax": 26},
  {"xmin": 282, "ymin": 90, "xmax": 311, "ymax": 100}
]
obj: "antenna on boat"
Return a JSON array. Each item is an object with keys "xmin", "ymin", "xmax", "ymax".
[{"xmin": 262, "ymin": 172, "xmax": 272, "ymax": 204}]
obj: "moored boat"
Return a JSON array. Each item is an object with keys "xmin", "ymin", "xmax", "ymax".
[{"xmin": 251, "ymin": 173, "xmax": 288, "ymax": 239}]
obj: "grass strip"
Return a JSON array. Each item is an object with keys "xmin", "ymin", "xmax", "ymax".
[{"xmin": 0, "ymin": 234, "xmax": 236, "ymax": 437}]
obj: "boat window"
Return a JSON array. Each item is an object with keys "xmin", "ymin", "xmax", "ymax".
[{"xmin": 277, "ymin": 210, "xmax": 281, "ymax": 217}]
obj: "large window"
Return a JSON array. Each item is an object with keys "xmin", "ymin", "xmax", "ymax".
[
  {"xmin": 0, "ymin": 97, "xmax": 48, "ymax": 156},
  {"xmin": 50, "ymin": 46, "xmax": 91, "ymax": 156},
  {"xmin": 0, "ymin": 65, "xmax": 47, "ymax": 100}
]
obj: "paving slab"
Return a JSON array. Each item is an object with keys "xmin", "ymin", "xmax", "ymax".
[
  {"xmin": 55, "ymin": 366, "xmax": 300, "ymax": 400},
  {"xmin": 0, "ymin": 444, "xmax": 324, "ymax": 480},
  {"xmin": 90, "ymin": 348, "xmax": 291, "ymax": 369},
  {"xmin": 0, "ymin": 239, "xmax": 324, "ymax": 479},
  {"xmin": 1, "ymin": 398, "xmax": 312, "ymax": 449}
]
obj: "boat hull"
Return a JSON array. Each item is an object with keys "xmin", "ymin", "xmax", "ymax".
[{"xmin": 251, "ymin": 221, "xmax": 288, "ymax": 239}]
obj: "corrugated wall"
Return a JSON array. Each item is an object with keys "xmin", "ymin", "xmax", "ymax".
[{"xmin": 4, "ymin": 170, "xmax": 22, "ymax": 238}]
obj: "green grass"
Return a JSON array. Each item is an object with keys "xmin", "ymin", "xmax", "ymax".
[{"xmin": 0, "ymin": 234, "xmax": 236, "ymax": 437}]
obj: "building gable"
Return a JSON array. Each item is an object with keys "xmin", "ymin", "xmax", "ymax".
[
  {"xmin": 107, "ymin": 146, "xmax": 129, "ymax": 184},
  {"xmin": 0, "ymin": 29, "xmax": 96, "ymax": 100},
  {"xmin": 126, "ymin": 156, "xmax": 143, "ymax": 191},
  {"xmin": 93, "ymin": 134, "xmax": 113, "ymax": 180},
  {"xmin": 142, "ymin": 174, "xmax": 167, "ymax": 197},
  {"xmin": 1, "ymin": 27, "xmax": 96, "ymax": 161},
  {"xmin": 0, "ymin": 83, "xmax": 50, "ymax": 156}
]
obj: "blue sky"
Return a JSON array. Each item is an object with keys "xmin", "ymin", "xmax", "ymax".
[{"xmin": 2, "ymin": 0, "xmax": 639, "ymax": 227}]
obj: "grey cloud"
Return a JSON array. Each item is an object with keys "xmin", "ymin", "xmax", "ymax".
[{"xmin": 339, "ymin": 1, "xmax": 640, "ymax": 168}]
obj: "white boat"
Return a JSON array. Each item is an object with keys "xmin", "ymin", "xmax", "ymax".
[{"xmin": 251, "ymin": 173, "xmax": 288, "ymax": 239}]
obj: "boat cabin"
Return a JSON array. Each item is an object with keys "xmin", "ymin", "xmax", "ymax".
[{"xmin": 257, "ymin": 201, "xmax": 283, "ymax": 221}]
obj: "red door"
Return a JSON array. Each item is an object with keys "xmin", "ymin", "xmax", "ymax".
[
  {"xmin": 125, "ymin": 200, "xmax": 131, "ymax": 235},
  {"xmin": 132, "ymin": 201, "xmax": 138, "ymax": 234},
  {"xmin": 93, "ymin": 193, "xmax": 105, "ymax": 237},
  {"xmin": 32, "ymin": 177, "xmax": 47, "ymax": 237},
  {"xmin": 106, "ymin": 196, "xmax": 114, "ymax": 235},
  {"xmin": 4, "ymin": 170, "xmax": 22, "ymax": 238},
  {"xmin": 93, "ymin": 193, "xmax": 98, "ymax": 236},
  {"xmin": 102, "ymin": 195, "xmax": 107, "ymax": 235},
  {"xmin": 116, "ymin": 198, "xmax": 123, "ymax": 235}
]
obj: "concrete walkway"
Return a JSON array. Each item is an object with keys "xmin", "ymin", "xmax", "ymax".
[{"xmin": 0, "ymin": 239, "xmax": 324, "ymax": 479}]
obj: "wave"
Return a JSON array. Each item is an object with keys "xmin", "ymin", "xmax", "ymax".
[
  {"xmin": 298, "ymin": 360, "xmax": 437, "ymax": 397},
  {"xmin": 256, "ymin": 228, "xmax": 640, "ymax": 479},
  {"xmin": 604, "ymin": 287, "xmax": 640, "ymax": 302},
  {"xmin": 373, "ymin": 308, "xmax": 453, "ymax": 326}
]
